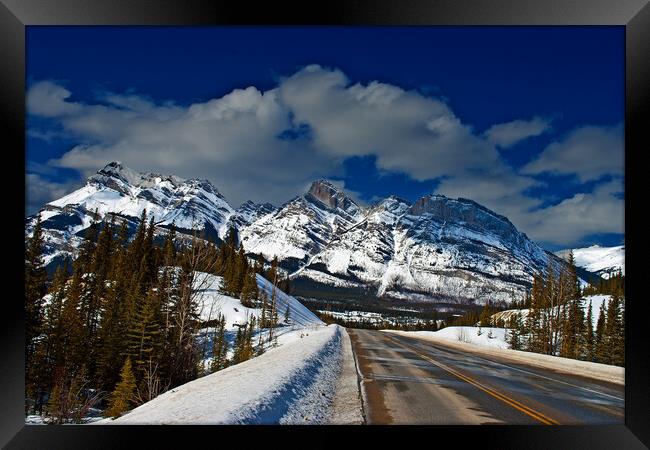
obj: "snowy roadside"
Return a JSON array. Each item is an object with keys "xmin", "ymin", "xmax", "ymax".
[
  {"xmin": 325, "ymin": 327, "xmax": 364, "ymax": 424},
  {"xmin": 93, "ymin": 324, "xmax": 362, "ymax": 424},
  {"xmin": 384, "ymin": 329, "xmax": 624, "ymax": 385}
]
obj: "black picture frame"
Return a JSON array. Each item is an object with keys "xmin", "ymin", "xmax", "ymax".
[{"xmin": 3, "ymin": 1, "xmax": 648, "ymax": 448}]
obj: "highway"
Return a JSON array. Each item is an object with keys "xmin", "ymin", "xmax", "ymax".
[{"xmin": 347, "ymin": 329, "xmax": 624, "ymax": 425}]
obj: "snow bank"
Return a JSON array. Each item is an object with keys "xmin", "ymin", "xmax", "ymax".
[
  {"xmin": 96, "ymin": 325, "xmax": 353, "ymax": 424},
  {"xmin": 384, "ymin": 329, "xmax": 624, "ymax": 385},
  {"xmin": 392, "ymin": 326, "xmax": 509, "ymax": 349}
]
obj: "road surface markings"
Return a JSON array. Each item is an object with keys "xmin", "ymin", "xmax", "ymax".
[
  {"xmin": 383, "ymin": 334, "xmax": 561, "ymax": 425},
  {"xmin": 402, "ymin": 336, "xmax": 624, "ymax": 402}
]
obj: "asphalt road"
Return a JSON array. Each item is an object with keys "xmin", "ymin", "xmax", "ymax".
[{"xmin": 347, "ymin": 328, "xmax": 624, "ymax": 425}]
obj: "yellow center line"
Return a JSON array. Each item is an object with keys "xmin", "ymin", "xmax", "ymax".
[{"xmin": 383, "ymin": 334, "xmax": 561, "ymax": 425}]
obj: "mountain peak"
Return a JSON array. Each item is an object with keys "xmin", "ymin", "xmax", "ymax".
[
  {"xmin": 308, "ymin": 179, "xmax": 338, "ymax": 193},
  {"xmin": 91, "ymin": 161, "xmax": 189, "ymax": 190},
  {"xmin": 306, "ymin": 179, "xmax": 358, "ymax": 212}
]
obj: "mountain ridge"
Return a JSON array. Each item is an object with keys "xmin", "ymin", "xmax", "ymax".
[{"xmin": 27, "ymin": 161, "xmax": 579, "ymax": 306}]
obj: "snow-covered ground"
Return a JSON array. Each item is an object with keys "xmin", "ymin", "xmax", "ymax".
[
  {"xmin": 317, "ymin": 309, "xmax": 439, "ymax": 327},
  {"xmin": 384, "ymin": 329, "xmax": 624, "ymax": 385},
  {"xmin": 386, "ymin": 326, "xmax": 509, "ymax": 349},
  {"xmin": 94, "ymin": 324, "xmax": 362, "ymax": 424}
]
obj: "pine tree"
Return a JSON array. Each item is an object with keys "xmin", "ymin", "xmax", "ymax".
[
  {"xmin": 125, "ymin": 287, "xmax": 162, "ymax": 378},
  {"xmin": 232, "ymin": 325, "xmax": 245, "ymax": 364},
  {"xmin": 25, "ymin": 214, "xmax": 47, "ymax": 371},
  {"xmin": 59, "ymin": 260, "xmax": 87, "ymax": 374},
  {"xmin": 507, "ymin": 314, "xmax": 523, "ymax": 350},
  {"xmin": 28, "ymin": 263, "xmax": 69, "ymax": 414},
  {"xmin": 163, "ymin": 225, "xmax": 177, "ymax": 266},
  {"xmin": 239, "ymin": 266, "xmax": 257, "ymax": 308},
  {"xmin": 605, "ymin": 292, "xmax": 624, "ymax": 366},
  {"xmin": 479, "ymin": 303, "xmax": 493, "ymax": 327},
  {"xmin": 584, "ymin": 300, "xmax": 595, "ymax": 361},
  {"xmin": 210, "ymin": 315, "xmax": 229, "ymax": 372},
  {"xmin": 594, "ymin": 302, "xmax": 608, "ymax": 363},
  {"xmin": 106, "ymin": 358, "xmax": 137, "ymax": 418},
  {"xmin": 96, "ymin": 222, "xmax": 131, "ymax": 391}
]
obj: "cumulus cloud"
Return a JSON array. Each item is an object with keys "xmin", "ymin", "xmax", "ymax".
[
  {"xmin": 279, "ymin": 65, "xmax": 500, "ymax": 181},
  {"xmin": 522, "ymin": 123, "xmax": 623, "ymax": 182},
  {"xmin": 26, "ymin": 81, "xmax": 82, "ymax": 117},
  {"xmin": 26, "ymin": 67, "xmax": 624, "ymax": 246},
  {"xmin": 484, "ymin": 116, "xmax": 551, "ymax": 148},
  {"xmin": 518, "ymin": 179, "xmax": 624, "ymax": 244}
]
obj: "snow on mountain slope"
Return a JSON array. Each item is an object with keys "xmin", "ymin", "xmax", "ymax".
[
  {"xmin": 292, "ymin": 194, "xmax": 556, "ymax": 305},
  {"xmin": 96, "ymin": 324, "xmax": 347, "ymax": 424},
  {"xmin": 48, "ymin": 161, "xmax": 235, "ymax": 234},
  {"xmin": 225, "ymin": 200, "xmax": 276, "ymax": 232},
  {"xmin": 239, "ymin": 180, "xmax": 365, "ymax": 271},
  {"xmin": 556, "ymin": 245, "xmax": 624, "ymax": 278},
  {"xmin": 25, "ymin": 162, "xmax": 236, "ymax": 270},
  {"xmin": 193, "ymin": 272, "xmax": 323, "ymax": 328}
]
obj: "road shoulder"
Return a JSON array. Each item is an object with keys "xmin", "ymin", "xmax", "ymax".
[{"xmin": 326, "ymin": 328, "xmax": 365, "ymax": 424}]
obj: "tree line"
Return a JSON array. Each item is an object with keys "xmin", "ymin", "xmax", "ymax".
[
  {"xmin": 505, "ymin": 252, "xmax": 625, "ymax": 366},
  {"xmin": 25, "ymin": 212, "xmax": 289, "ymax": 423}
]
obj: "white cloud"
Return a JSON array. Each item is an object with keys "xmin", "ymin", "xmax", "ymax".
[
  {"xmin": 522, "ymin": 123, "xmax": 623, "ymax": 182},
  {"xmin": 26, "ymin": 81, "xmax": 82, "ymax": 117},
  {"xmin": 25, "ymin": 173, "xmax": 82, "ymax": 215},
  {"xmin": 518, "ymin": 179, "xmax": 624, "ymax": 244},
  {"xmin": 279, "ymin": 65, "xmax": 500, "ymax": 181},
  {"xmin": 484, "ymin": 116, "xmax": 551, "ymax": 148},
  {"xmin": 26, "ymin": 68, "xmax": 624, "ymax": 246}
]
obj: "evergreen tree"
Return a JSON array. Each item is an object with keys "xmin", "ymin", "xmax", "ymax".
[
  {"xmin": 96, "ymin": 221, "xmax": 131, "ymax": 391},
  {"xmin": 232, "ymin": 325, "xmax": 244, "ymax": 364},
  {"xmin": 60, "ymin": 260, "xmax": 87, "ymax": 374},
  {"xmin": 28, "ymin": 263, "xmax": 69, "ymax": 414},
  {"xmin": 106, "ymin": 358, "xmax": 137, "ymax": 418},
  {"xmin": 604, "ymin": 292, "xmax": 624, "ymax": 366},
  {"xmin": 479, "ymin": 303, "xmax": 494, "ymax": 327},
  {"xmin": 163, "ymin": 225, "xmax": 177, "ymax": 266},
  {"xmin": 25, "ymin": 214, "xmax": 47, "ymax": 370},
  {"xmin": 507, "ymin": 314, "xmax": 523, "ymax": 351},
  {"xmin": 125, "ymin": 287, "xmax": 162, "ymax": 378},
  {"xmin": 594, "ymin": 302, "xmax": 608, "ymax": 364},
  {"xmin": 584, "ymin": 300, "xmax": 595, "ymax": 361},
  {"xmin": 210, "ymin": 315, "xmax": 229, "ymax": 372},
  {"xmin": 239, "ymin": 266, "xmax": 257, "ymax": 308}
]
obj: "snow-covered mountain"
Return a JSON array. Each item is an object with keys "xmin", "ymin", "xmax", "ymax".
[
  {"xmin": 239, "ymin": 180, "xmax": 365, "ymax": 272},
  {"xmin": 27, "ymin": 162, "xmax": 572, "ymax": 306},
  {"xmin": 291, "ymin": 194, "xmax": 555, "ymax": 305},
  {"xmin": 25, "ymin": 161, "xmax": 236, "ymax": 269},
  {"xmin": 555, "ymin": 245, "xmax": 624, "ymax": 279},
  {"xmin": 225, "ymin": 200, "xmax": 276, "ymax": 232}
]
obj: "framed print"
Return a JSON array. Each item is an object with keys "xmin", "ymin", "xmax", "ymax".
[{"xmin": 3, "ymin": 0, "xmax": 649, "ymax": 448}]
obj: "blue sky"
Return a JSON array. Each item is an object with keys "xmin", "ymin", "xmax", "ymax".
[{"xmin": 25, "ymin": 26, "xmax": 624, "ymax": 250}]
